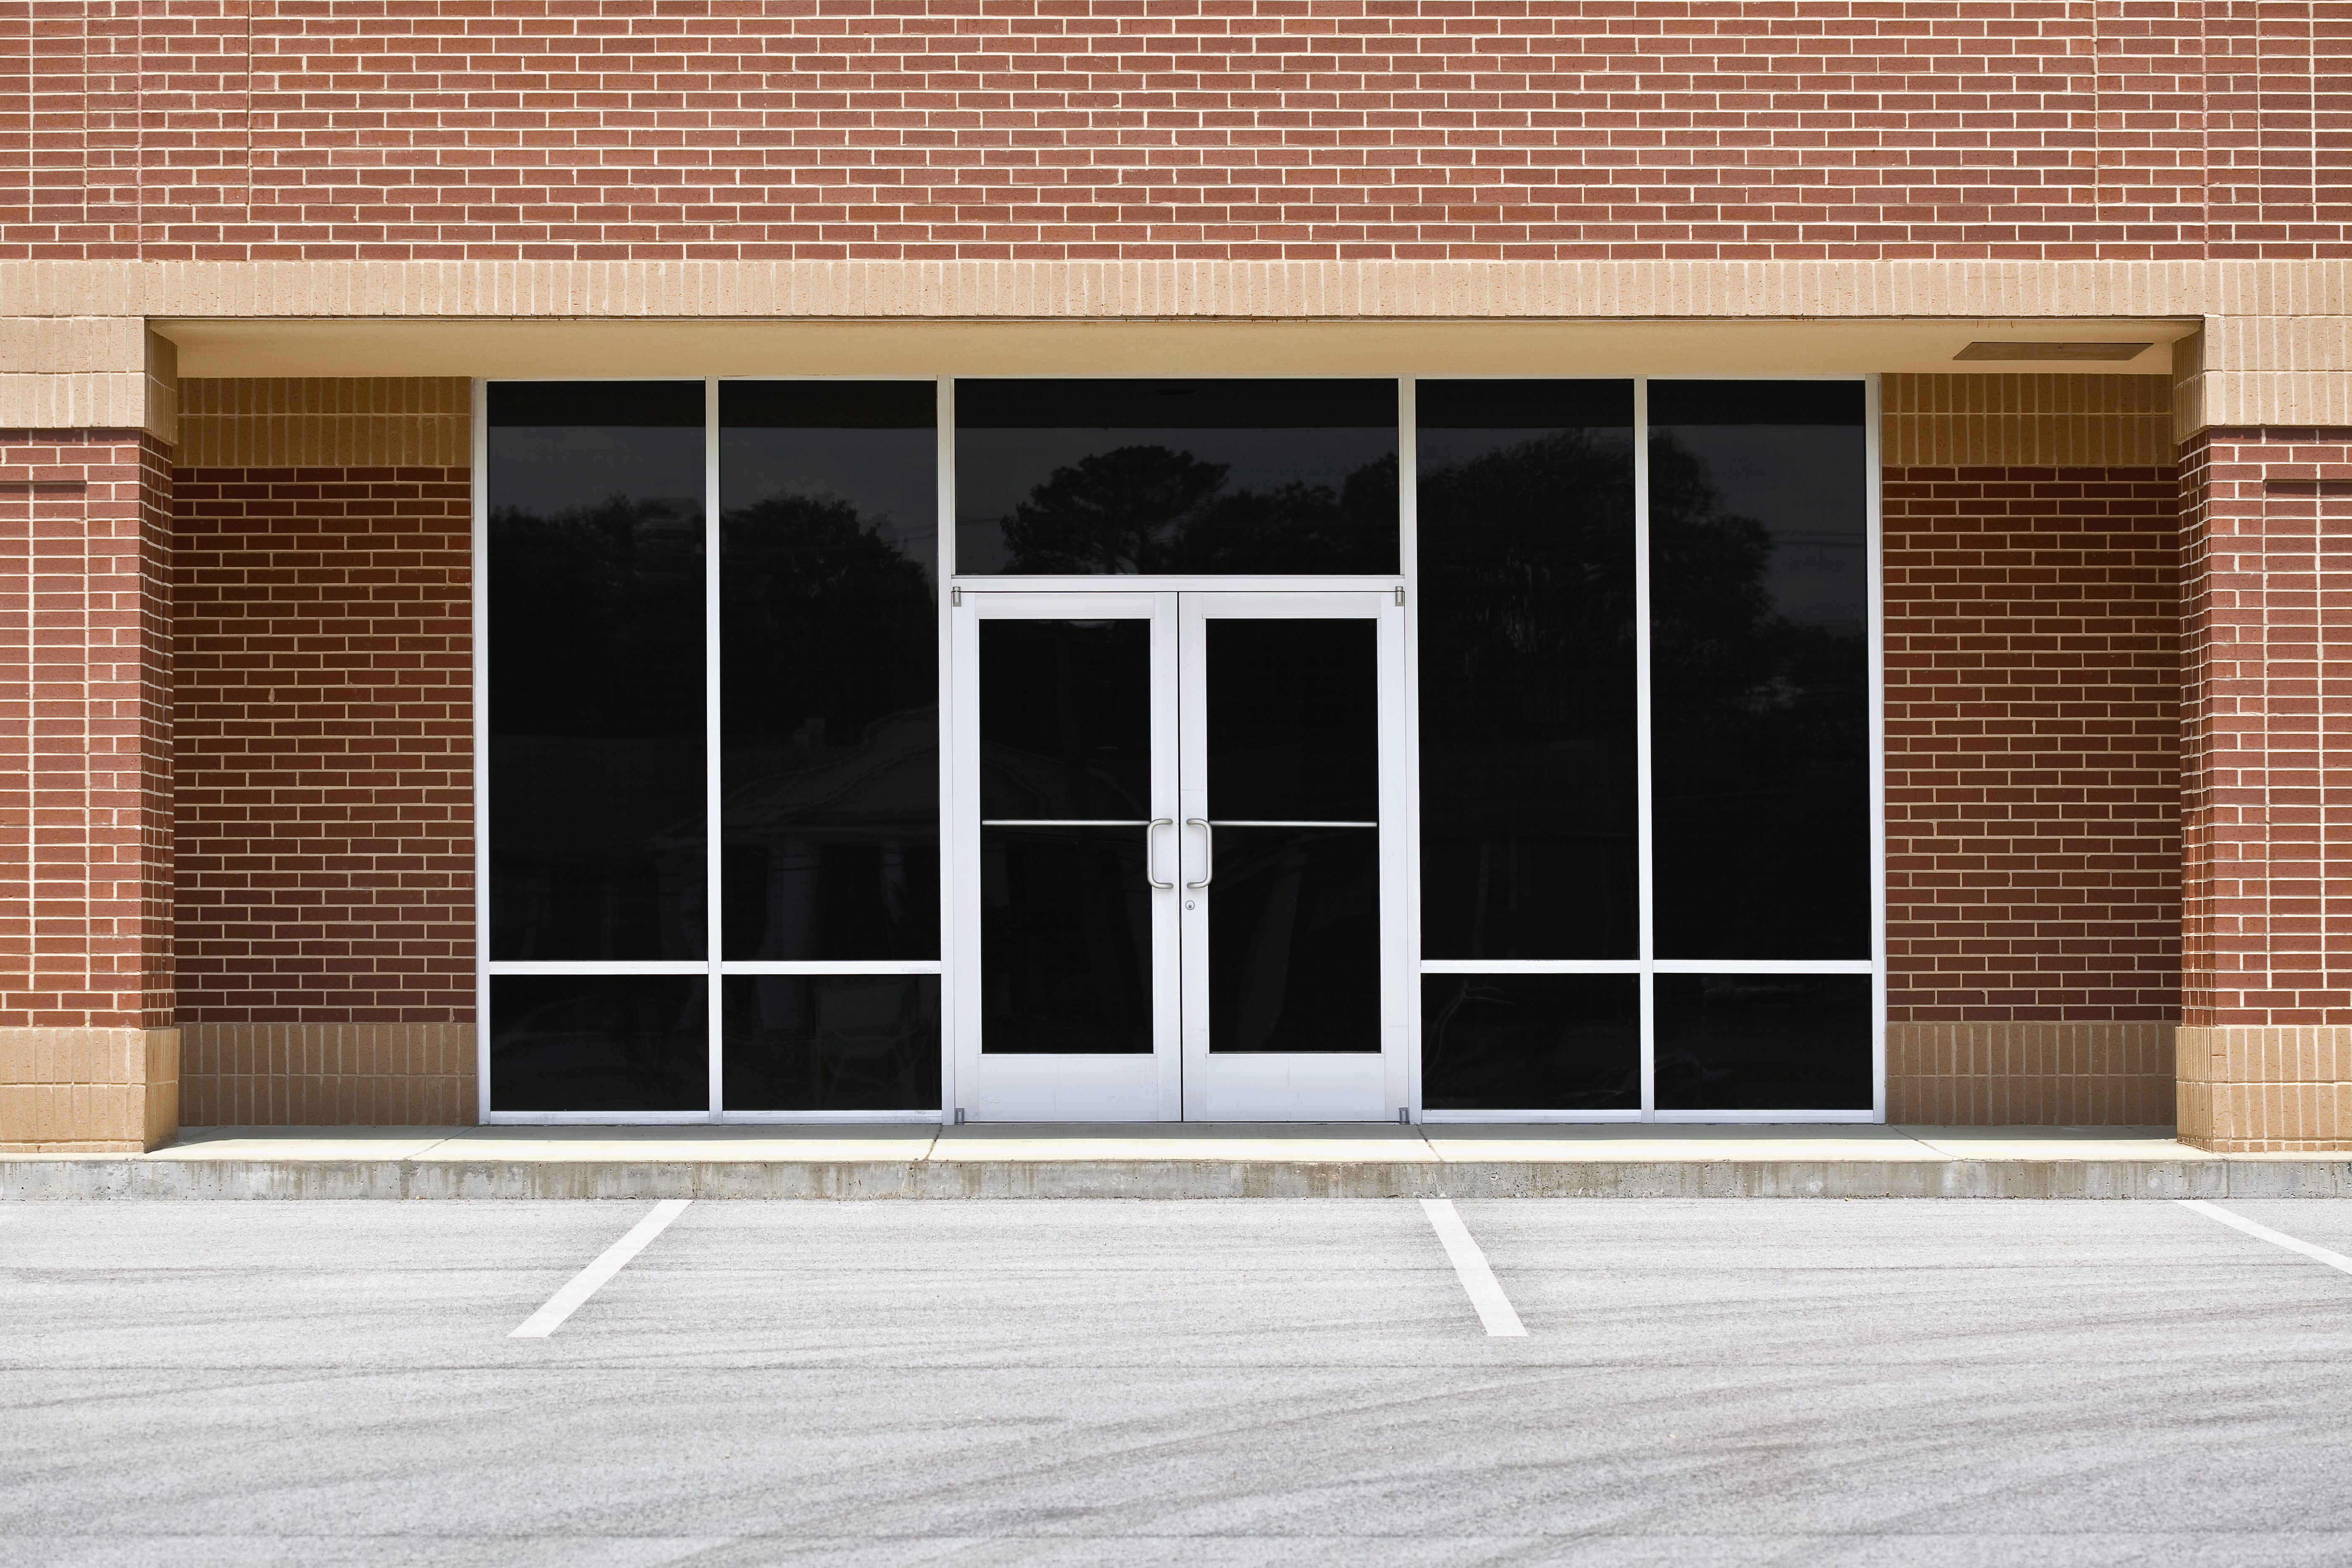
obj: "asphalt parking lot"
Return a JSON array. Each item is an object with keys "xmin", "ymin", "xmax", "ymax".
[{"xmin": 3, "ymin": 1198, "xmax": 2350, "ymax": 1566}]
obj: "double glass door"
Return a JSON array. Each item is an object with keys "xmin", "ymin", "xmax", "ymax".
[{"xmin": 950, "ymin": 591, "xmax": 1408, "ymax": 1120}]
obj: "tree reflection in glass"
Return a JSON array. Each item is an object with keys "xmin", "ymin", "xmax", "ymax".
[
  {"xmin": 1417, "ymin": 381, "xmax": 1638, "ymax": 959},
  {"xmin": 1648, "ymin": 381, "xmax": 1869, "ymax": 959},
  {"xmin": 488, "ymin": 382, "xmax": 706, "ymax": 962},
  {"xmin": 955, "ymin": 379, "xmax": 1398, "ymax": 574},
  {"xmin": 720, "ymin": 382, "xmax": 940, "ymax": 965}
]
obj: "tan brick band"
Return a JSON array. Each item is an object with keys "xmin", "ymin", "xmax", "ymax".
[
  {"xmin": 1, "ymin": 258, "xmax": 2344, "ymax": 321},
  {"xmin": 1881, "ymin": 373, "xmax": 2174, "ymax": 467},
  {"xmin": 2176, "ymin": 1027, "xmax": 2352, "ymax": 1153},
  {"xmin": 179, "ymin": 1024, "xmax": 476, "ymax": 1128},
  {"xmin": 0, "ymin": 1028, "xmax": 179, "ymax": 1152},
  {"xmin": 175, "ymin": 377, "xmax": 469, "ymax": 467},
  {"xmin": 1887, "ymin": 1024, "xmax": 2176, "ymax": 1127}
]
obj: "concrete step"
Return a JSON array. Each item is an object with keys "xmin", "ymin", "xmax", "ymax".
[{"xmin": 5, "ymin": 1124, "xmax": 2348, "ymax": 1199}]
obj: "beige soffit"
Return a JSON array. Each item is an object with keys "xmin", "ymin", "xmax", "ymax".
[
  {"xmin": 154, "ymin": 316, "xmax": 2193, "ymax": 380},
  {"xmin": 1, "ymin": 258, "xmax": 2344, "ymax": 320}
]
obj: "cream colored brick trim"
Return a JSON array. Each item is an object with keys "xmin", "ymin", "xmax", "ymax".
[
  {"xmin": 0, "ymin": 317, "xmax": 177, "ymax": 440},
  {"xmin": 2175, "ymin": 1026, "xmax": 2352, "ymax": 1153},
  {"xmin": 181, "ymin": 1023, "xmax": 477, "ymax": 1128},
  {"xmin": 2179, "ymin": 371, "xmax": 2352, "ymax": 430},
  {"xmin": 177, "ymin": 376, "xmax": 469, "ymax": 466},
  {"xmin": 1884, "ymin": 373, "xmax": 2174, "ymax": 466},
  {"xmin": 0, "ymin": 258, "xmax": 2344, "ymax": 322},
  {"xmin": 0, "ymin": 1026, "xmax": 179, "ymax": 1153},
  {"xmin": 1886, "ymin": 1023, "xmax": 2176, "ymax": 1126}
]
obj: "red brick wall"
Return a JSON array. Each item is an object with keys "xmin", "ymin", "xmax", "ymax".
[
  {"xmin": 2180, "ymin": 427, "xmax": 2352, "ymax": 1030},
  {"xmin": 172, "ymin": 464, "xmax": 473, "ymax": 1028},
  {"xmin": 1884, "ymin": 463, "xmax": 2181, "ymax": 1027},
  {"xmin": 5, "ymin": 0, "xmax": 2342, "ymax": 262},
  {"xmin": 0, "ymin": 431, "xmax": 173, "ymax": 1029}
]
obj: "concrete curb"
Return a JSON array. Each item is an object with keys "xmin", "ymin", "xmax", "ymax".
[{"xmin": 6, "ymin": 1157, "xmax": 2351, "ymax": 1199}]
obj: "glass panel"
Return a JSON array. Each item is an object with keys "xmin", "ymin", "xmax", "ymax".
[
  {"xmin": 488, "ymin": 381, "xmax": 706, "ymax": 961},
  {"xmin": 1421, "ymin": 973, "xmax": 1640, "ymax": 1110},
  {"xmin": 980, "ymin": 619, "xmax": 1152, "ymax": 820},
  {"xmin": 955, "ymin": 379, "xmax": 1398, "ymax": 574},
  {"xmin": 720, "ymin": 382, "xmax": 939, "ymax": 961},
  {"xmin": 1207, "ymin": 618, "xmax": 1376, "ymax": 822},
  {"xmin": 1653, "ymin": 973, "xmax": 1873, "ymax": 1110},
  {"xmin": 722, "ymin": 974, "xmax": 941, "ymax": 1111},
  {"xmin": 490, "ymin": 974, "xmax": 708, "ymax": 1112},
  {"xmin": 981, "ymin": 825, "xmax": 1155, "ymax": 1053},
  {"xmin": 1649, "ymin": 380, "xmax": 1870, "ymax": 960},
  {"xmin": 1418, "ymin": 380, "xmax": 1638, "ymax": 959},
  {"xmin": 1208, "ymin": 826, "xmax": 1378, "ymax": 1052}
]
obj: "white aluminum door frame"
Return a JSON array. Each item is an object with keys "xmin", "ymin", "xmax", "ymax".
[
  {"xmin": 949, "ymin": 590, "xmax": 1182, "ymax": 1121},
  {"xmin": 1177, "ymin": 590, "xmax": 1408, "ymax": 1122}
]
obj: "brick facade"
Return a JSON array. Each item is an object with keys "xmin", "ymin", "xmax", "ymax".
[
  {"xmin": 2178, "ymin": 425, "xmax": 2352, "ymax": 1149},
  {"xmin": 168, "ymin": 380, "xmax": 475, "ymax": 1124},
  {"xmin": 1882, "ymin": 460, "xmax": 2180, "ymax": 1122},
  {"xmin": 4, "ymin": 1, "xmax": 2344, "ymax": 263},
  {"xmin": 6, "ymin": 1, "xmax": 2349, "ymax": 1141},
  {"xmin": 0, "ymin": 428, "xmax": 178, "ymax": 1150}
]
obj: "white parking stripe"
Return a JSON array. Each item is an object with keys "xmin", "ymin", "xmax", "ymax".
[
  {"xmin": 511, "ymin": 1199, "xmax": 692, "ymax": 1338},
  {"xmin": 1420, "ymin": 1199, "xmax": 1527, "ymax": 1336},
  {"xmin": 2178, "ymin": 1199, "xmax": 2352, "ymax": 1277}
]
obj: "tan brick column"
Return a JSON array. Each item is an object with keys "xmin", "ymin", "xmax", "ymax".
[
  {"xmin": 2178, "ymin": 426, "xmax": 2352, "ymax": 1152},
  {"xmin": 0, "ymin": 427, "xmax": 178, "ymax": 1151}
]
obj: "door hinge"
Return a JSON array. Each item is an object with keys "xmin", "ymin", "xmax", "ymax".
[
  {"xmin": 1394, "ymin": 586, "xmax": 1405, "ymax": 606},
  {"xmin": 951, "ymin": 586, "xmax": 962, "ymax": 606}
]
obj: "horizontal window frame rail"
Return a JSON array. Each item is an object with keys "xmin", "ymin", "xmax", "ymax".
[
  {"xmin": 1419, "ymin": 958, "xmax": 1875, "ymax": 975},
  {"xmin": 487, "ymin": 960, "xmax": 944, "ymax": 976}
]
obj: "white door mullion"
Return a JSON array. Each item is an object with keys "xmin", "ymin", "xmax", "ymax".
[
  {"xmin": 704, "ymin": 377, "xmax": 724, "ymax": 1121},
  {"xmin": 1398, "ymin": 374, "xmax": 1422, "ymax": 1124},
  {"xmin": 1632, "ymin": 377, "xmax": 1657, "ymax": 1121},
  {"xmin": 935, "ymin": 375, "xmax": 957, "ymax": 1123},
  {"xmin": 470, "ymin": 377, "xmax": 492, "ymax": 1126}
]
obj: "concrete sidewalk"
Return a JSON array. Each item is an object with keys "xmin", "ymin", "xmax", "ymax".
[{"xmin": 5, "ymin": 1122, "xmax": 2348, "ymax": 1199}]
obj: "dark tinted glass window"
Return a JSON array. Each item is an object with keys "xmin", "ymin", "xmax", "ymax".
[
  {"xmin": 1649, "ymin": 381, "xmax": 1868, "ymax": 959},
  {"xmin": 488, "ymin": 382, "xmax": 705, "ymax": 961},
  {"xmin": 1208, "ymin": 826, "xmax": 1380, "ymax": 1052},
  {"xmin": 980, "ymin": 619, "xmax": 1153, "ymax": 820},
  {"xmin": 1653, "ymin": 973, "xmax": 1872, "ymax": 1110},
  {"xmin": 981, "ymin": 825, "xmax": 1155, "ymax": 1054},
  {"xmin": 955, "ymin": 379, "xmax": 1398, "ymax": 574},
  {"xmin": 720, "ymin": 382, "xmax": 939, "ymax": 962},
  {"xmin": 723, "ymin": 974, "xmax": 940, "ymax": 1110},
  {"xmin": 1418, "ymin": 380, "xmax": 1638, "ymax": 959},
  {"xmin": 490, "ymin": 974, "xmax": 708, "ymax": 1112},
  {"xmin": 1207, "ymin": 618, "xmax": 1377, "ymax": 823},
  {"xmin": 1422, "ymin": 973, "xmax": 1640, "ymax": 1110}
]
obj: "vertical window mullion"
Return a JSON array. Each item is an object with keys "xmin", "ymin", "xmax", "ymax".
[
  {"xmin": 705, "ymin": 377, "xmax": 724, "ymax": 1120},
  {"xmin": 1397, "ymin": 375, "xmax": 1419, "ymax": 1122},
  {"xmin": 937, "ymin": 375, "xmax": 957, "ymax": 1120},
  {"xmin": 472, "ymin": 378, "xmax": 492, "ymax": 1127},
  {"xmin": 1865, "ymin": 373, "xmax": 1888, "ymax": 1123},
  {"xmin": 1632, "ymin": 377, "xmax": 1656, "ymax": 1121}
]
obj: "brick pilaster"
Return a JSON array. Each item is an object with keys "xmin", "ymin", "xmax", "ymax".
[
  {"xmin": 2178, "ymin": 426, "xmax": 2352, "ymax": 1150},
  {"xmin": 0, "ymin": 429, "xmax": 177, "ymax": 1152}
]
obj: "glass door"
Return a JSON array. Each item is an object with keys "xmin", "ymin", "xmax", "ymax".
[
  {"xmin": 1179, "ymin": 592, "xmax": 1406, "ymax": 1120},
  {"xmin": 951, "ymin": 593, "xmax": 1181, "ymax": 1120},
  {"xmin": 950, "ymin": 590, "xmax": 1406, "ymax": 1121}
]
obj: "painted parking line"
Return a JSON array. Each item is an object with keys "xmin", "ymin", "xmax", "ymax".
[
  {"xmin": 510, "ymin": 1199, "xmax": 693, "ymax": 1339},
  {"xmin": 2178, "ymin": 1199, "xmax": 2352, "ymax": 1278},
  {"xmin": 1420, "ymin": 1199, "xmax": 1527, "ymax": 1336}
]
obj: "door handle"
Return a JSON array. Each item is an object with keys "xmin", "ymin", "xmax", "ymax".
[
  {"xmin": 1146, "ymin": 818, "xmax": 1174, "ymax": 890},
  {"xmin": 1185, "ymin": 818, "xmax": 1213, "ymax": 889}
]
